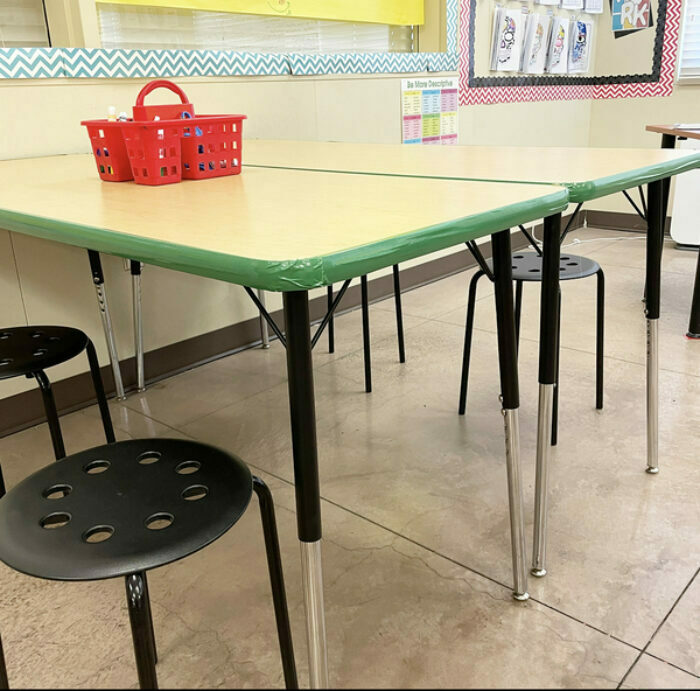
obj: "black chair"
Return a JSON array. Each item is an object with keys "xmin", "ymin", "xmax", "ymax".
[
  {"xmin": 0, "ymin": 326, "xmax": 114, "ymax": 459},
  {"xmin": 0, "ymin": 438, "xmax": 297, "ymax": 690},
  {"xmin": 459, "ymin": 251, "xmax": 605, "ymax": 445}
]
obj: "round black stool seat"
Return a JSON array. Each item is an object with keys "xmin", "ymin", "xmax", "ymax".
[
  {"xmin": 486, "ymin": 252, "xmax": 600, "ymax": 282},
  {"xmin": 0, "ymin": 326, "xmax": 90, "ymax": 380},
  {"xmin": 0, "ymin": 439, "xmax": 252, "ymax": 581}
]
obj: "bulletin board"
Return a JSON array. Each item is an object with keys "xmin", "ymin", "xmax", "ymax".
[{"xmin": 459, "ymin": 0, "xmax": 682, "ymax": 105}]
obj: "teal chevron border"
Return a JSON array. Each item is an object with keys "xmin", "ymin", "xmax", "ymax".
[{"xmin": 0, "ymin": 2, "xmax": 457, "ymax": 79}]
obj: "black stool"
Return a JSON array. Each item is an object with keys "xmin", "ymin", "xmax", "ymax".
[
  {"xmin": 0, "ymin": 326, "xmax": 114, "ymax": 459},
  {"xmin": 0, "ymin": 438, "xmax": 297, "ymax": 690},
  {"xmin": 459, "ymin": 252, "xmax": 605, "ymax": 445}
]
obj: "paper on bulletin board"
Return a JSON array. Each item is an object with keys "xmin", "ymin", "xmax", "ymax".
[{"xmin": 401, "ymin": 77, "xmax": 459, "ymax": 145}]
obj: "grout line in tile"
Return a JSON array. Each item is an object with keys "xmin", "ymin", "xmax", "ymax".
[
  {"xmin": 616, "ymin": 566, "xmax": 700, "ymax": 689},
  {"xmin": 244, "ymin": 460, "xmax": 644, "ymax": 657}
]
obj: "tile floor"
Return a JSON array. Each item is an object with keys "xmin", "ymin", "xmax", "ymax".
[{"xmin": 0, "ymin": 228, "xmax": 698, "ymax": 688}]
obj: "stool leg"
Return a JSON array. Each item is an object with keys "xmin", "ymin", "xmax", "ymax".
[
  {"xmin": 551, "ymin": 289, "xmax": 562, "ymax": 447},
  {"xmin": 0, "ymin": 632, "xmax": 9, "ymax": 689},
  {"xmin": 33, "ymin": 370, "xmax": 66, "ymax": 460},
  {"xmin": 85, "ymin": 339, "xmax": 115, "ymax": 444},
  {"xmin": 596, "ymin": 269, "xmax": 605, "ymax": 410},
  {"xmin": 458, "ymin": 270, "xmax": 485, "ymax": 415},
  {"xmin": 327, "ymin": 286, "xmax": 335, "ymax": 354},
  {"xmin": 257, "ymin": 289, "xmax": 271, "ymax": 350},
  {"xmin": 514, "ymin": 280, "xmax": 523, "ymax": 357},
  {"xmin": 392, "ymin": 265, "xmax": 406, "ymax": 364},
  {"xmin": 141, "ymin": 573, "xmax": 158, "ymax": 665},
  {"xmin": 125, "ymin": 573, "xmax": 158, "ymax": 690},
  {"xmin": 253, "ymin": 477, "xmax": 298, "ymax": 689},
  {"xmin": 131, "ymin": 261, "xmax": 147, "ymax": 392},
  {"xmin": 361, "ymin": 275, "xmax": 372, "ymax": 393}
]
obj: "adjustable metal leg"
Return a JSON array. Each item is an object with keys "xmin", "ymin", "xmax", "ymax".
[
  {"xmin": 551, "ymin": 289, "xmax": 561, "ymax": 447},
  {"xmin": 392, "ymin": 265, "xmax": 406, "ymax": 363},
  {"xmin": 85, "ymin": 339, "xmax": 115, "ymax": 444},
  {"xmin": 532, "ymin": 213, "xmax": 562, "ymax": 578},
  {"xmin": 33, "ymin": 370, "xmax": 66, "ymax": 460},
  {"xmin": 258, "ymin": 289, "xmax": 271, "ymax": 349},
  {"xmin": 458, "ymin": 269, "xmax": 485, "ymax": 415},
  {"xmin": 492, "ymin": 230, "xmax": 528, "ymax": 601},
  {"xmin": 88, "ymin": 251, "xmax": 125, "ymax": 400},
  {"xmin": 596, "ymin": 269, "xmax": 605, "ymax": 409},
  {"xmin": 327, "ymin": 286, "xmax": 335, "ymax": 353},
  {"xmin": 282, "ymin": 291, "xmax": 328, "ymax": 689},
  {"xmin": 253, "ymin": 477, "xmax": 298, "ymax": 689},
  {"xmin": 646, "ymin": 180, "xmax": 664, "ymax": 475},
  {"xmin": 360, "ymin": 275, "xmax": 372, "ymax": 394},
  {"xmin": 130, "ymin": 261, "xmax": 146, "ymax": 392},
  {"xmin": 687, "ymin": 250, "xmax": 700, "ymax": 339},
  {"xmin": 125, "ymin": 572, "xmax": 158, "ymax": 690}
]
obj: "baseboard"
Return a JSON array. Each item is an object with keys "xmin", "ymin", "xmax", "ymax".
[
  {"xmin": 585, "ymin": 210, "xmax": 671, "ymax": 234},
  {"xmin": 0, "ymin": 214, "xmax": 578, "ymax": 438}
]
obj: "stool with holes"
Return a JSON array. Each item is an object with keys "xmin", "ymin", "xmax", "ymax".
[
  {"xmin": 0, "ymin": 438, "xmax": 297, "ymax": 689},
  {"xmin": 458, "ymin": 252, "xmax": 604, "ymax": 445},
  {"xmin": 0, "ymin": 327, "xmax": 114, "ymax": 460}
]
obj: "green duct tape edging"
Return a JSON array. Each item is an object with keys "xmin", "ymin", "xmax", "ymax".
[{"xmin": 0, "ymin": 188, "xmax": 568, "ymax": 292}]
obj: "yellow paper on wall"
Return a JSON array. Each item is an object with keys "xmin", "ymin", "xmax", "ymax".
[{"xmin": 100, "ymin": 0, "xmax": 424, "ymax": 25}]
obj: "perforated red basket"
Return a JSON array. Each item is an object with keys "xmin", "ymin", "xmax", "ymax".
[{"xmin": 82, "ymin": 80, "xmax": 246, "ymax": 186}]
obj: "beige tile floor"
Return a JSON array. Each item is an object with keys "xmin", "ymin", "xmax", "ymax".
[{"xmin": 0, "ymin": 228, "xmax": 698, "ymax": 688}]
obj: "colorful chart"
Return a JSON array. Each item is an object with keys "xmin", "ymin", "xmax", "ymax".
[{"xmin": 401, "ymin": 77, "xmax": 459, "ymax": 145}]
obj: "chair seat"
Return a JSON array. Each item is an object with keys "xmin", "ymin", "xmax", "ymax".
[
  {"xmin": 486, "ymin": 252, "xmax": 600, "ymax": 282},
  {"xmin": 0, "ymin": 326, "xmax": 89, "ymax": 380},
  {"xmin": 0, "ymin": 439, "xmax": 252, "ymax": 581}
]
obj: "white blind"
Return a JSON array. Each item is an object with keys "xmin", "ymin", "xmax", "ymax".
[
  {"xmin": 97, "ymin": 4, "xmax": 415, "ymax": 53},
  {"xmin": 0, "ymin": 0, "xmax": 50, "ymax": 47},
  {"xmin": 678, "ymin": 0, "xmax": 700, "ymax": 79}
]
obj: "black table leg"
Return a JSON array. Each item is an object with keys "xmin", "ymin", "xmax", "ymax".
[
  {"xmin": 688, "ymin": 250, "xmax": 700, "ymax": 339},
  {"xmin": 492, "ymin": 229, "xmax": 528, "ymax": 601},
  {"xmin": 282, "ymin": 291, "xmax": 328, "ymax": 688},
  {"xmin": 532, "ymin": 213, "xmax": 562, "ymax": 579}
]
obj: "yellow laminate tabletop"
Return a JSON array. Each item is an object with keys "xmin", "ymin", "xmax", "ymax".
[
  {"xmin": 244, "ymin": 140, "xmax": 700, "ymax": 202},
  {"xmin": 0, "ymin": 154, "xmax": 568, "ymax": 291}
]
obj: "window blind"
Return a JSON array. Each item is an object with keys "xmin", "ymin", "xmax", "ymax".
[
  {"xmin": 0, "ymin": 0, "xmax": 50, "ymax": 47},
  {"xmin": 678, "ymin": 0, "xmax": 700, "ymax": 80},
  {"xmin": 97, "ymin": 4, "xmax": 415, "ymax": 53}
]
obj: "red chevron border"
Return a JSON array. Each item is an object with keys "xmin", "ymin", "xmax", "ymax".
[{"xmin": 459, "ymin": 0, "xmax": 681, "ymax": 106}]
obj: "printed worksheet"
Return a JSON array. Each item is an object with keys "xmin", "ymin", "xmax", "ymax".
[
  {"xmin": 522, "ymin": 13, "xmax": 551, "ymax": 74},
  {"xmin": 536, "ymin": 0, "xmax": 560, "ymax": 5},
  {"xmin": 568, "ymin": 19, "xmax": 592, "ymax": 73},
  {"xmin": 561, "ymin": 0, "xmax": 583, "ymax": 8},
  {"xmin": 545, "ymin": 16, "xmax": 569, "ymax": 74},
  {"xmin": 492, "ymin": 7, "xmax": 525, "ymax": 72},
  {"xmin": 584, "ymin": 0, "xmax": 604, "ymax": 13}
]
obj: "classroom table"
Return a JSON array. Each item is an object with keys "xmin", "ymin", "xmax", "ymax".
[
  {"xmin": 244, "ymin": 139, "xmax": 700, "ymax": 580},
  {"xmin": 0, "ymin": 154, "xmax": 570, "ymax": 688},
  {"xmin": 646, "ymin": 124, "xmax": 700, "ymax": 339}
]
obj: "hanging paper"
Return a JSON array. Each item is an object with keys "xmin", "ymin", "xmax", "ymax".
[
  {"xmin": 536, "ymin": 0, "xmax": 560, "ymax": 5},
  {"xmin": 491, "ymin": 7, "xmax": 525, "ymax": 72},
  {"xmin": 568, "ymin": 19, "xmax": 592, "ymax": 72},
  {"xmin": 561, "ymin": 0, "xmax": 583, "ymax": 9},
  {"xmin": 584, "ymin": 0, "xmax": 604, "ymax": 13},
  {"xmin": 522, "ymin": 14, "xmax": 551, "ymax": 74},
  {"xmin": 545, "ymin": 15, "xmax": 569, "ymax": 74}
]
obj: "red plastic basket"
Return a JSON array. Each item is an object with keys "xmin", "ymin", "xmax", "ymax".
[{"xmin": 82, "ymin": 80, "xmax": 246, "ymax": 186}]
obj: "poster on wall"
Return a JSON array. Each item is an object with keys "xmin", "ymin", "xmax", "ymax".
[
  {"xmin": 401, "ymin": 77, "xmax": 459, "ymax": 145},
  {"xmin": 611, "ymin": 0, "xmax": 653, "ymax": 35}
]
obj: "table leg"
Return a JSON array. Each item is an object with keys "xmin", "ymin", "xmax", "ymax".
[
  {"xmin": 492, "ymin": 229, "xmax": 529, "ymax": 601},
  {"xmin": 645, "ymin": 180, "xmax": 665, "ymax": 474},
  {"xmin": 258, "ymin": 289, "xmax": 271, "ymax": 349},
  {"xmin": 660, "ymin": 134, "xmax": 676, "ymax": 233},
  {"xmin": 87, "ymin": 250, "xmax": 126, "ymax": 400},
  {"xmin": 531, "ymin": 213, "xmax": 562, "ymax": 578},
  {"xmin": 283, "ymin": 291, "xmax": 329, "ymax": 689},
  {"xmin": 688, "ymin": 250, "xmax": 700, "ymax": 339},
  {"xmin": 130, "ymin": 260, "xmax": 146, "ymax": 392}
]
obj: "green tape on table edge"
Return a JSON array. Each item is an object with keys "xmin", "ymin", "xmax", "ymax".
[{"xmin": 0, "ymin": 188, "xmax": 568, "ymax": 292}]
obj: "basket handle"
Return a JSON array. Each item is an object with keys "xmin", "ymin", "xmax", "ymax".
[{"xmin": 135, "ymin": 80, "xmax": 191, "ymax": 107}]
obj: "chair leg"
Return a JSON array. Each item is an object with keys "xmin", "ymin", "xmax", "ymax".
[
  {"xmin": 33, "ymin": 370, "xmax": 66, "ymax": 460},
  {"xmin": 252, "ymin": 477, "xmax": 298, "ymax": 690},
  {"xmin": 141, "ymin": 572, "xmax": 158, "ymax": 665},
  {"xmin": 327, "ymin": 285, "xmax": 335, "ymax": 354},
  {"xmin": 392, "ymin": 264, "xmax": 406, "ymax": 364},
  {"xmin": 596, "ymin": 269, "xmax": 605, "ymax": 410},
  {"xmin": 85, "ymin": 339, "xmax": 116, "ymax": 444},
  {"xmin": 0, "ymin": 632, "xmax": 8, "ymax": 689},
  {"xmin": 550, "ymin": 289, "xmax": 562, "ymax": 447},
  {"xmin": 515, "ymin": 280, "xmax": 523, "ymax": 357},
  {"xmin": 125, "ymin": 573, "xmax": 158, "ymax": 690},
  {"xmin": 361, "ymin": 275, "xmax": 372, "ymax": 393},
  {"xmin": 458, "ymin": 270, "xmax": 485, "ymax": 415}
]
